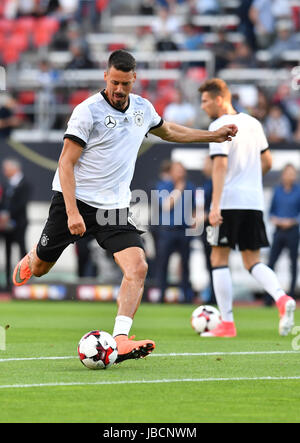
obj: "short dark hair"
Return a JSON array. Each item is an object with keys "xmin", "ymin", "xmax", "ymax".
[
  {"xmin": 199, "ymin": 78, "xmax": 231, "ymax": 101},
  {"xmin": 107, "ymin": 50, "xmax": 136, "ymax": 72}
]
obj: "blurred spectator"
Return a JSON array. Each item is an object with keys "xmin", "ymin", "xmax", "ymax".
[
  {"xmin": 212, "ymin": 28, "xmax": 236, "ymax": 71},
  {"xmin": 269, "ymin": 21, "xmax": 299, "ymax": 66},
  {"xmin": 134, "ymin": 26, "xmax": 156, "ymax": 53},
  {"xmin": 228, "ymin": 41, "xmax": 257, "ymax": 68},
  {"xmin": 265, "ymin": 164, "xmax": 300, "ymax": 303},
  {"xmin": 249, "ymin": 0, "xmax": 275, "ymax": 48},
  {"xmin": 273, "ymin": 83, "xmax": 299, "ymax": 132},
  {"xmin": 152, "ymin": 11, "xmax": 179, "ymax": 40},
  {"xmin": 139, "ymin": 0, "xmax": 155, "ymax": 15},
  {"xmin": 0, "ymin": 159, "xmax": 31, "ymax": 290},
  {"xmin": 155, "ymin": 161, "xmax": 196, "ymax": 303},
  {"xmin": 66, "ymin": 42, "xmax": 96, "ymax": 69},
  {"xmin": 181, "ymin": 22, "xmax": 204, "ymax": 51},
  {"xmin": 250, "ymin": 88, "xmax": 270, "ymax": 123},
  {"xmin": 36, "ymin": 59, "xmax": 59, "ymax": 129},
  {"xmin": 17, "ymin": 0, "xmax": 35, "ymax": 16},
  {"xmin": 238, "ymin": 0, "xmax": 256, "ymax": 50},
  {"xmin": 50, "ymin": 0, "xmax": 79, "ymax": 22},
  {"xmin": 294, "ymin": 119, "xmax": 300, "ymax": 143},
  {"xmin": 264, "ymin": 105, "xmax": 293, "ymax": 143},
  {"xmin": 148, "ymin": 159, "xmax": 172, "ymax": 279},
  {"xmin": 75, "ymin": 235, "xmax": 98, "ymax": 277},
  {"xmin": 156, "ymin": 0, "xmax": 186, "ymax": 11},
  {"xmin": 192, "ymin": 0, "xmax": 220, "ymax": 15},
  {"xmin": 51, "ymin": 20, "xmax": 89, "ymax": 52},
  {"xmin": 0, "ymin": 94, "xmax": 21, "ymax": 139},
  {"xmin": 163, "ymin": 90, "xmax": 196, "ymax": 127},
  {"xmin": 152, "ymin": 7, "xmax": 180, "ymax": 50},
  {"xmin": 272, "ymin": 0, "xmax": 291, "ymax": 20},
  {"xmin": 199, "ymin": 156, "xmax": 215, "ymax": 303},
  {"xmin": 75, "ymin": 0, "xmax": 101, "ymax": 31}
]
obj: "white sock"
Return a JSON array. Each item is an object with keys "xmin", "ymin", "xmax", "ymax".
[
  {"xmin": 113, "ymin": 315, "xmax": 133, "ymax": 338},
  {"xmin": 250, "ymin": 262, "xmax": 286, "ymax": 302},
  {"xmin": 212, "ymin": 267, "xmax": 234, "ymax": 322}
]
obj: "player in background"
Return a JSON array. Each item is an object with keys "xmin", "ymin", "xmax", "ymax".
[
  {"xmin": 199, "ymin": 78, "xmax": 296, "ymax": 337},
  {"xmin": 12, "ymin": 51, "xmax": 238, "ymax": 363}
]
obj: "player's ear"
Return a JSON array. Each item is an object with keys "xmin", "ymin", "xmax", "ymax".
[
  {"xmin": 216, "ymin": 95, "xmax": 223, "ymax": 106},
  {"xmin": 133, "ymin": 71, "xmax": 137, "ymax": 83},
  {"xmin": 104, "ymin": 70, "xmax": 108, "ymax": 82}
]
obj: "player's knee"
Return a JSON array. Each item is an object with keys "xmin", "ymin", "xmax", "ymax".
[
  {"xmin": 210, "ymin": 251, "xmax": 224, "ymax": 268},
  {"xmin": 125, "ymin": 259, "xmax": 148, "ymax": 282}
]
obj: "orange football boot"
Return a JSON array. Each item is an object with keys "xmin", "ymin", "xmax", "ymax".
[
  {"xmin": 12, "ymin": 253, "xmax": 33, "ymax": 286},
  {"xmin": 201, "ymin": 321, "xmax": 237, "ymax": 337},
  {"xmin": 115, "ymin": 335, "xmax": 155, "ymax": 363},
  {"xmin": 276, "ymin": 295, "xmax": 296, "ymax": 336}
]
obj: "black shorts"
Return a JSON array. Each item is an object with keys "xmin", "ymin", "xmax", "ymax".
[
  {"xmin": 206, "ymin": 209, "xmax": 269, "ymax": 251},
  {"xmin": 36, "ymin": 192, "xmax": 144, "ymax": 263}
]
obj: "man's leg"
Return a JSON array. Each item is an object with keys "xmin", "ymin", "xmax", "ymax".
[
  {"xmin": 265, "ymin": 230, "xmax": 285, "ymax": 305},
  {"xmin": 112, "ymin": 246, "xmax": 155, "ymax": 363},
  {"xmin": 243, "ymin": 249, "xmax": 296, "ymax": 336},
  {"xmin": 4, "ymin": 233, "xmax": 12, "ymax": 289},
  {"xmin": 13, "ymin": 245, "xmax": 56, "ymax": 286},
  {"xmin": 177, "ymin": 232, "xmax": 193, "ymax": 303},
  {"xmin": 202, "ymin": 246, "xmax": 237, "ymax": 337},
  {"xmin": 156, "ymin": 230, "xmax": 175, "ymax": 303},
  {"xmin": 286, "ymin": 227, "xmax": 299, "ymax": 298}
]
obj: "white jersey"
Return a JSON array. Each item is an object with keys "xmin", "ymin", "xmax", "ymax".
[
  {"xmin": 52, "ymin": 91, "xmax": 162, "ymax": 209},
  {"xmin": 209, "ymin": 112, "xmax": 269, "ymax": 211}
]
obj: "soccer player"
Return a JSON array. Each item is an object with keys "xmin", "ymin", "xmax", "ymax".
[
  {"xmin": 12, "ymin": 51, "xmax": 237, "ymax": 363},
  {"xmin": 199, "ymin": 78, "xmax": 296, "ymax": 337}
]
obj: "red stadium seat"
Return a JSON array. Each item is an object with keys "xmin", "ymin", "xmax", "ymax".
[
  {"xmin": 8, "ymin": 32, "xmax": 29, "ymax": 52},
  {"xmin": 157, "ymin": 79, "xmax": 176, "ymax": 89},
  {"xmin": 33, "ymin": 17, "xmax": 60, "ymax": 47},
  {"xmin": 97, "ymin": 0, "xmax": 109, "ymax": 12},
  {"xmin": 37, "ymin": 17, "xmax": 59, "ymax": 34},
  {"xmin": 33, "ymin": 28, "xmax": 52, "ymax": 47},
  {"xmin": 69, "ymin": 90, "xmax": 91, "ymax": 108},
  {"xmin": 0, "ymin": 18, "xmax": 14, "ymax": 34},
  {"xmin": 18, "ymin": 91, "xmax": 35, "ymax": 105},
  {"xmin": 292, "ymin": 6, "xmax": 300, "ymax": 30},
  {"xmin": 2, "ymin": 45, "xmax": 20, "ymax": 64},
  {"xmin": 15, "ymin": 17, "xmax": 36, "ymax": 35},
  {"xmin": 186, "ymin": 67, "xmax": 207, "ymax": 82},
  {"xmin": 108, "ymin": 43, "xmax": 127, "ymax": 52}
]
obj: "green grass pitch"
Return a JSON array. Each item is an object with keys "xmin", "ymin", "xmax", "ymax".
[{"xmin": 0, "ymin": 300, "xmax": 300, "ymax": 423}]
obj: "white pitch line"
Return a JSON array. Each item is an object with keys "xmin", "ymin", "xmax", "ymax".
[
  {"xmin": 1, "ymin": 376, "xmax": 300, "ymax": 390},
  {"xmin": 0, "ymin": 350, "xmax": 299, "ymax": 363},
  {"xmin": 0, "ymin": 356, "xmax": 76, "ymax": 363}
]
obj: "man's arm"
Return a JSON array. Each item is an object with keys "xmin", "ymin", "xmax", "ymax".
[
  {"xmin": 58, "ymin": 138, "xmax": 86, "ymax": 236},
  {"xmin": 261, "ymin": 149, "xmax": 272, "ymax": 175},
  {"xmin": 209, "ymin": 156, "xmax": 228, "ymax": 227},
  {"xmin": 150, "ymin": 120, "xmax": 238, "ymax": 143}
]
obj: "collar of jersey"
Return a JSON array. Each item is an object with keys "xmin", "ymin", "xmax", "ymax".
[{"xmin": 100, "ymin": 90, "xmax": 130, "ymax": 113}]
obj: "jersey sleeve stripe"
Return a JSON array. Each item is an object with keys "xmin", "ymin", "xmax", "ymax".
[
  {"xmin": 63, "ymin": 134, "xmax": 86, "ymax": 148},
  {"xmin": 149, "ymin": 118, "xmax": 164, "ymax": 131},
  {"xmin": 260, "ymin": 147, "xmax": 270, "ymax": 154},
  {"xmin": 210, "ymin": 153, "xmax": 228, "ymax": 159}
]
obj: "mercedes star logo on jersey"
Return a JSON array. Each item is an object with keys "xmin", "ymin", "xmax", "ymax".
[{"xmin": 105, "ymin": 115, "xmax": 117, "ymax": 128}]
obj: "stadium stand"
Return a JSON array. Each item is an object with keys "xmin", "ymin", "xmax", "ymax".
[{"xmin": 0, "ymin": 0, "xmax": 300, "ymax": 300}]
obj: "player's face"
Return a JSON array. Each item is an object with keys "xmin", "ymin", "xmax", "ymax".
[
  {"xmin": 201, "ymin": 91, "xmax": 220, "ymax": 119},
  {"xmin": 104, "ymin": 66, "xmax": 136, "ymax": 110}
]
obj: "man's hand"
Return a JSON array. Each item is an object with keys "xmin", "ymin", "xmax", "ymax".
[
  {"xmin": 67, "ymin": 211, "xmax": 86, "ymax": 237},
  {"xmin": 213, "ymin": 124, "xmax": 238, "ymax": 142},
  {"xmin": 209, "ymin": 207, "xmax": 223, "ymax": 227}
]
